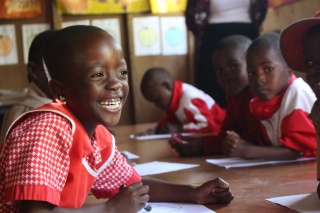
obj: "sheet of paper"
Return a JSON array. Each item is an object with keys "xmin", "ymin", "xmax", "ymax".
[
  {"xmin": 0, "ymin": 24, "xmax": 18, "ymax": 65},
  {"xmin": 206, "ymin": 157, "xmax": 316, "ymax": 169},
  {"xmin": 134, "ymin": 161, "xmax": 199, "ymax": 176},
  {"xmin": 160, "ymin": 16, "xmax": 187, "ymax": 55},
  {"xmin": 132, "ymin": 16, "xmax": 161, "ymax": 56},
  {"xmin": 130, "ymin": 132, "xmax": 204, "ymax": 140},
  {"xmin": 138, "ymin": 202, "xmax": 215, "ymax": 213},
  {"xmin": 21, "ymin": 23, "xmax": 50, "ymax": 64},
  {"xmin": 91, "ymin": 18, "xmax": 121, "ymax": 45},
  {"xmin": 266, "ymin": 192, "xmax": 320, "ymax": 213},
  {"xmin": 120, "ymin": 151, "xmax": 140, "ymax": 159}
]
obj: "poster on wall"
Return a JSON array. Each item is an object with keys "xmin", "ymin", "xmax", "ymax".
[
  {"xmin": 91, "ymin": 18, "xmax": 122, "ymax": 45},
  {"xmin": 150, "ymin": 0, "xmax": 187, "ymax": 14},
  {"xmin": 56, "ymin": 0, "xmax": 150, "ymax": 14},
  {"xmin": 22, "ymin": 23, "xmax": 50, "ymax": 64},
  {"xmin": 160, "ymin": 16, "xmax": 187, "ymax": 55},
  {"xmin": 61, "ymin": 19, "xmax": 90, "ymax": 28},
  {"xmin": 0, "ymin": 25, "xmax": 18, "ymax": 65},
  {"xmin": 132, "ymin": 16, "xmax": 161, "ymax": 56},
  {"xmin": 0, "ymin": 0, "xmax": 43, "ymax": 19}
]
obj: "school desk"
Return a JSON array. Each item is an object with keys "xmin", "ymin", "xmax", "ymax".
[{"xmin": 84, "ymin": 123, "xmax": 318, "ymax": 213}]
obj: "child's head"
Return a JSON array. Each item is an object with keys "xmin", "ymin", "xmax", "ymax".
[
  {"xmin": 212, "ymin": 35, "xmax": 252, "ymax": 96},
  {"xmin": 280, "ymin": 11, "xmax": 320, "ymax": 98},
  {"xmin": 28, "ymin": 29, "xmax": 57, "ymax": 99},
  {"xmin": 246, "ymin": 33, "xmax": 292, "ymax": 101},
  {"xmin": 43, "ymin": 25, "xmax": 128, "ymax": 129},
  {"xmin": 140, "ymin": 67, "xmax": 174, "ymax": 110}
]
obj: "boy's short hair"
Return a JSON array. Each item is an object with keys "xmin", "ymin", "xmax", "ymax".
[
  {"xmin": 214, "ymin": 35, "xmax": 252, "ymax": 53},
  {"xmin": 43, "ymin": 25, "xmax": 110, "ymax": 81},
  {"xmin": 248, "ymin": 33, "xmax": 283, "ymax": 60},
  {"xmin": 140, "ymin": 67, "xmax": 172, "ymax": 93},
  {"xmin": 280, "ymin": 11, "xmax": 320, "ymax": 72}
]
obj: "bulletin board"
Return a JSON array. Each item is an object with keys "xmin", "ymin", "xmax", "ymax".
[
  {"xmin": 0, "ymin": 0, "xmax": 53, "ymax": 90},
  {"xmin": 127, "ymin": 12, "xmax": 195, "ymax": 124}
]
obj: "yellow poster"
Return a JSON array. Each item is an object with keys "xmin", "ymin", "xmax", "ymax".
[
  {"xmin": 150, "ymin": 0, "xmax": 187, "ymax": 14},
  {"xmin": 56, "ymin": 0, "xmax": 150, "ymax": 14},
  {"xmin": 0, "ymin": 0, "xmax": 43, "ymax": 19}
]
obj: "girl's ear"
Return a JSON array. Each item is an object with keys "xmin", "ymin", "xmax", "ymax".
[
  {"xmin": 49, "ymin": 79, "xmax": 65, "ymax": 100},
  {"xmin": 27, "ymin": 62, "xmax": 38, "ymax": 82}
]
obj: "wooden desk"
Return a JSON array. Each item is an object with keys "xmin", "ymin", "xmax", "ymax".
[{"xmin": 86, "ymin": 123, "xmax": 318, "ymax": 213}]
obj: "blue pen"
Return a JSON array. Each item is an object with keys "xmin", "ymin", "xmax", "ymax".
[{"xmin": 119, "ymin": 184, "xmax": 152, "ymax": 212}]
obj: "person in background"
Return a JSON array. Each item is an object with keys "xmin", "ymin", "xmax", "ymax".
[
  {"xmin": 223, "ymin": 33, "xmax": 317, "ymax": 160},
  {"xmin": 0, "ymin": 30, "xmax": 56, "ymax": 144},
  {"xmin": 169, "ymin": 35, "xmax": 261, "ymax": 156},
  {"xmin": 136, "ymin": 67, "xmax": 226, "ymax": 136},
  {"xmin": 279, "ymin": 10, "xmax": 320, "ymax": 199},
  {"xmin": 185, "ymin": 0, "xmax": 268, "ymax": 108},
  {"xmin": 0, "ymin": 25, "xmax": 234, "ymax": 212}
]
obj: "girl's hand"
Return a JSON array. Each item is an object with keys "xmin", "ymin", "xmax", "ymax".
[{"xmin": 106, "ymin": 182, "xmax": 150, "ymax": 213}]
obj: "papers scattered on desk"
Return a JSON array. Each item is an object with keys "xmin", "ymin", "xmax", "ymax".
[
  {"xmin": 134, "ymin": 161, "xmax": 199, "ymax": 176},
  {"xmin": 130, "ymin": 132, "xmax": 202, "ymax": 140},
  {"xmin": 206, "ymin": 157, "xmax": 316, "ymax": 169},
  {"xmin": 138, "ymin": 202, "xmax": 215, "ymax": 213},
  {"xmin": 266, "ymin": 192, "xmax": 320, "ymax": 213},
  {"xmin": 120, "ymin": 151, "xmax": 140, "ymax": 159}
]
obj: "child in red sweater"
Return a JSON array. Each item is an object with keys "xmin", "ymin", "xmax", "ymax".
[{"xmin": 170, "ymin": 35, "xmax": 260, "ymax": 156}]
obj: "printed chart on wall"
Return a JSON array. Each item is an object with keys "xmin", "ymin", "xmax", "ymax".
[
  {"xmin": 91, "ymin": 18, "xmax": 121, "ymax": 45},
  {"xmin": 160, "ymin": 16, "xmax": 187, "ymax": 55},
  {"xmin": 61, "ymin": 19, "xmax": 90, "ymax": 29},
  {"xmin": 132, "ymin": 16, "xmax": 161, "ymax": 56},
  {"xmin": 22, "ymin": 23, "xmax": 50, "ymax": 64},
  {"xmin": 0, "ymin": 24, "xmax": 18, "ymax": 65}
]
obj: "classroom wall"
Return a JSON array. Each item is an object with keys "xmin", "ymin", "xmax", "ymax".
[{"xmin": 0, "ymin": 0, "xmax": 319, "ymax": 125}]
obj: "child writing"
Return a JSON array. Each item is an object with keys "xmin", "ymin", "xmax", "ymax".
[
  {"xmin": 169, "ymin": 35, "xmax": 261, "ymax": 156},
  {"xmin": 0, "ymin": 30, "xmax": 56, "ymax": 144},
  {"xmin": 279, "ymin": 10, "xmax": 320, "ymax": 198},
  {"xmin": 136, "ymin": 67, "xmax": 226, "ymax": 136},
  {"xmin": 0, "ymin": 25, "xmax": 233, "ymax": 212},
  {"xmin": 223, "ymin": 33, "xmax": 317, "ymax": 160}
]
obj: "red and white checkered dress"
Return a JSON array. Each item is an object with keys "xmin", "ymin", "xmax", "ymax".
[{"xmin": 0, "ymin": 101, "xmax": 141, "ymax": 212}]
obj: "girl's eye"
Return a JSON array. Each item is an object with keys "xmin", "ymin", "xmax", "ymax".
[
  {"xmin": 91, "ymin": 72, "xmax": 104, "ymax": 78},
  {"xmin": 247, "ymin": 69, "xmax": 255, "ymax": 76},
  {"xmin": 120, "ymin": 70, "xmax": 128, "ymax": 75}
]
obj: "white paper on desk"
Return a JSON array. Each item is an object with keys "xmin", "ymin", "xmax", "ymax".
[
  {"xmin": 206, "ymin": 157, "xmax": 316, "ymax": 169},
  {"xmin": 120, "ymin": 151, "xmax": 140, "ymax": 159},
  {"xmin": 130, "ymin": 132, "xmax": 201, "ymax": 140},
  {"xmin": 138, "ymin": 202, "xmax": 215, "ymax": 213},
  {"xmin": 266, "ymin": 192, "xmax": 320, "ymax": 213},
  {"xmin": 134, "ymin": 161, "xmax": 199, "ymax": 176}
]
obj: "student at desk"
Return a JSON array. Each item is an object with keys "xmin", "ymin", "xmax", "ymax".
[
  {"xmin": 279, "ymin": 10, "xmax": 320, "ymax": 199},
  {"xmin": 222, "ymin": 33, "xmax": 317, "ymax": 160},
  {"xmin": 170, "ymin": 35, "xmax": 261, "ymax": 156},
  {"xmin": 0, "ymin": 25, "xmax": 234, "ymax": 212},
  {"xmin": 0, "ymin": 30, "xmax": 56, "ymax": 144},
  {"xmin": 136, "ymin": 67, "xmax": 226, "ymax": 136}
]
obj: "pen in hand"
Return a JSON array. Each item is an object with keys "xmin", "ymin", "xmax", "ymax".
[{"xmin": 119, "ymin": 184, "xmax": 152, "ymax": 212}]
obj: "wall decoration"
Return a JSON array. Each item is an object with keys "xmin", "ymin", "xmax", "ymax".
[
  {"xmin": 160, "ymin": 16, "xmax": 187, "ymax": 55},
  {"xmin": 150, "ymin": 0, "xmax": 187, "ymax": 14},
  {"xmin": 0, "ymin": 25, "xmax": 18, "ymax": 65},
  {"xmin": 91, "ymin": 18, "xmax": 121, "ymax": 45},
  {"xmin": 132, "ymin": 16, "xmax": 161, "ymax": 56},
  {"xmin": 0, "ymin": 0, "xmax": 43, "ymax": 19},
  {"xmin": 21, "ymin": 23, "xmax": 50, "ymax": 64},
  {"xmin": 56, "ymin": 0, "xmax": 150, "ymax": 14},
  {"xmin": 61, "ymin": 19, "xmax": 90, "ymax": 28}
]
